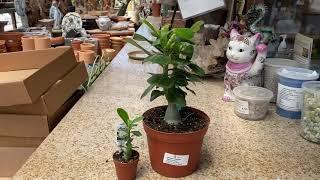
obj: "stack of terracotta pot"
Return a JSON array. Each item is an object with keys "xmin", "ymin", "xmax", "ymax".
[
  {"xmin": 91, "ymin": 34, "xmax": 110, "ymax": 55},
  {"xmin": 77, "ymin": 42, "xmax": 96, "ymax": 65},
  {"xmin": 0, "ymin": 40, "xmax": 7, "ymax": 53},
  {"xmin": 71, "ymin": 40, "xmax": 83, "ymax": 51},
  {"xmin": 110, "ymin": 37, "xmax": 125, "ymax": 55},
  {"xmin": 21, "ymin": 36, "xmax": 51, "ymax": 51},
  {"xmin": 0, "ymin": 32, "xmax": 23, "ymax": 52},
  {"xmin": 102, "ymin": 48, "xmax": 116, "ymax": 62}
]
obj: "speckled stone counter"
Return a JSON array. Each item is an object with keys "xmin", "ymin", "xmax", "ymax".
[{"xmin": 15, "ymin": 17, "xmax": 320, "ymax": 179}]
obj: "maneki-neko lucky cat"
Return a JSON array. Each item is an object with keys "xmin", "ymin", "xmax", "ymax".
[{"xmin": 223, "ymin": 29, "xmax": 268, "ymax": 102}]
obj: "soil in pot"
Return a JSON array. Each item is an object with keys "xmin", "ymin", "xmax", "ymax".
[
  {"xmin": 144, "ymin": 106, "xmax": 207, "ymax": 133},
  {"xmin": 143, "ymin": 106, "xmax": 210, "ymax": 178},
  {"xmin": 113, "ymin": 150, "xmax": 139, "ymax": 180}
]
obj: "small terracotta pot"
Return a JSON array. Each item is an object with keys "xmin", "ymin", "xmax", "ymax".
[
  {"xmin": 102, "ymin": 48, "xmax": 116, "ymax": 62},
  {"xmin": 0, "ymin": 40, "xmax": 7, "ymax": 53},
  {"xmin": 152, "ymin": 3, "xmax": 161, "ymax": 17},
  {"xmin": 6, "ymin": 40, "xmax": 22, "ymax": 52},
  {"xmin": 0, "ymin": 32, "xmax": 23, "ymax": 42},
  {"xmin": 74, "ymin": 50, "xmax": 79, "ymax": 61},
  {"xmin": 78, "ymin": 50, "xmax": 95, "ymax": 64},
  {"xmin": 92, "ymin": 34, "xmax": 110, "ymax": 40},
  {"xmin": 21, "ymin": 36, "xmax": 35, "ymax": 51},
  {"xmin": 50, "ymin": 36, "xmax": 65, "ymax": 46},
  {"xmin": 113, "ymin": 150, "xmax": 139, "ymax": 180},
  {"xmin": 34, "ymin": 36, "xmax": 51, "ymax": 50},
  {"xmin": 143, "ymin": 106, "xmax": 210, "ymax": 178},
  {"xmin": 71, "ymin": 40, "xmax": 83, "ymax": 51},
  {"xmin": 80, "ymin": 43, "xmax": 95, "ymax": 51}
]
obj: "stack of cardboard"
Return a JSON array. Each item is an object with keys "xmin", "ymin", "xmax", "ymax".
[{"xmin": 0, "ymin": 47, "xmax": 88, "ymax": 177}]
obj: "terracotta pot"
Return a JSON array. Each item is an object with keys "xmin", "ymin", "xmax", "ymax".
[
  {"xmin": 92, "ymin": 34, "xmax": 110, "ymax": 40},
  {"xmin": 152, "ymin": 3, "xmax": 161, "ymax": 17},
  {"xmin": 143, "ymin": 106, "xmax": 210, "ymax": 178},
  {"xmin": 102, "ymin": 48, "xmax": 116, "ymax": 62},
  {"xmin": 113, "ymin": 150, "xmax": 139, "ymax": 180},
  {"xmin": 21, "ymin": 36, "xmax": 35, "ymax": 51},
  {"xmin": 5, "ymin": 40, "xmax": 22, "ymax": 52},
  {"xmin": 50, "ymin": 37, "xmax": 65, "ymax": 46},
  {"xmin": 71, "ymin": 40, "xmax": 83, "ymax": 51},
  {"xmin": 80, "ymin": 43, "xmax": 95, "ymax": 51},
  {"xmin": 0, "ymin": 40, "xmax": 7, "ymax": 53},
  {"xmin": 74, "ymin": 50, "xmax": 79, "ymax": 61},
  {"xmin": 34, "ymin": 36, "xmax": 51, "ymax": 50},
  {"xmin": 78, "ymin": 50, "xmax": 95, "ymax": 64},
  {"xmin": 0, "ymin": 32, "xmax": 23, "ymax": 42},
  {"xmin": 110, "ymin": 37, "xmax": 123, "ymax": 42}
]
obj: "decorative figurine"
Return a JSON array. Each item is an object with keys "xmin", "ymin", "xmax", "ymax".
[{"xmin": 223, "ymin": 29, "xmax": 268, "ymax": 102}]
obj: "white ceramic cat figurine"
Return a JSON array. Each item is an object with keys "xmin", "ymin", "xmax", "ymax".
[{"xmin": 223, "ymin": 29, "xmax": 268, "ymax": 102}]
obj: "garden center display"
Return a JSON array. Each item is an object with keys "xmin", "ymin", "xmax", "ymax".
[{"xmin": 1, "ymin": 0, "xmax": 320, "ymax": 179}]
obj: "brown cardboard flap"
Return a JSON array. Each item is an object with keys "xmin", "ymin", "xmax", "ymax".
[
  {"xmin": 0, "ymin": 47, "xmax": 71, "ymax": 72},
  {"xmin": 0, "ymin": 136, "xmax": 44, "ymax": 147},
  {"xmin": 0, "ymin": 147, "xmax": 36, "ymax": 177},
  {"xmin": 0, "ymin": 63, "xmax": 88, "ymax": 116},
  {"xmin": 43, "ymin": 62, "xmax": 88, "ymax": 116},
  {"xmin": 0, "ymin": 69, "xmax": 38, "ymax": 82},
  {"xmin": 0, "ymin": 115, "xmax": 49, "ymax": 138},
  {"xmin": 0, "ymin": 47, "xmax": 78, "ymax": 106}
]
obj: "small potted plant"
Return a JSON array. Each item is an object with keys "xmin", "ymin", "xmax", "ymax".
[
  {"xmin": 113, "ymin": 108, "xmax": 143, "ymax": 180},
  {"xmin": 127, "ymin": 20, "xmax": 210, "ymax": 178}
]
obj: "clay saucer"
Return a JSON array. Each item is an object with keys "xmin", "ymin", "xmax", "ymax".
[{"xmin": 128, "ymin": 51, "xmax": 148, "ymax": 61}]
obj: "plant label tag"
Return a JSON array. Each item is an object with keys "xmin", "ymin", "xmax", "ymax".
[
  {"xmin": 116, "ymin": 123, "xmax": 126, "ymax": 149},
  {"xmin": 163, "ymin": 153, "xmax": 189, "ymax": 166}
]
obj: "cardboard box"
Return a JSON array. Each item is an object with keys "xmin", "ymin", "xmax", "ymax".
[
  {"xmin": 0, "ymin": 63, "xmax": 87, "ymax": 138},
  {"xmin": 0, "ymin": 136, "xmax": 44, "ymax": 148},
  {"xmin": 0, "ymin": 47, "xmax": 77, "ymax": 106},
  {"xmin": 0, "ymin": 147, "xmax": 36, "ymax": 177},
  {"xmin": 0, "ymin": 89, "xmax": 84, "ymax": 145},
  {"xmin": 0, "ymin": 62, "xmax": 88, "ymax": 116}
]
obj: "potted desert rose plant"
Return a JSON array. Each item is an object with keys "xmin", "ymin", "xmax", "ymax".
[
  {"xmin": 126, "ymin": 20, "xmax": 210, "ymax": 178},
  {"xmin": 113, "ymin": 108, "xmax": 143, "ymax": 180}
]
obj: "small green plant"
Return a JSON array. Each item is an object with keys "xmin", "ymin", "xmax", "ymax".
[
  {"xmin": 116, "ymin": 108, "xmax": 143, "ymax": 162},
  {"xmin": 126, "ymin": 20, "xmax": 205, "ymax": 125}
]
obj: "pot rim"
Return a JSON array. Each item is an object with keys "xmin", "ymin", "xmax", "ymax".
[
  {"xmin": 143, "ymin": 105, "xmax": 210, "ymax": 136},
  {"xmin": 113, "ymin": 150, "xmax": 140, "ymax": 164}
]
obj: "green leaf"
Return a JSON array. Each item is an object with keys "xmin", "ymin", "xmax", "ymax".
[
  {"xmin": 174, "ymin": 76, "xmax": 188, "ymax": 87},
  {"xmin": 132, "ymin": 116, "xmax": 143, "ymax": 124},
  {"xmin": 132, "ymin": 131, "xmax": 142, "ymax": 137},
  {"xmin": 147, "ymin": 74, "xmax": 162, "ymax": 84},
  {"xmin": 117, "ymin": 108, "xmax": 129, "ymax": 126},
  {"xmin": 186, "ymin": 86, "xmax": 196, "ymax": 95},
  {"xmin": 126, "ymin": 38, "xmax": 152, "ymax": 56},
  {"xmin": 145, "ymin": 54, "xmax": 170, "ymax": 66},
  {"xmin": 133, "ymin": 33, "xmax": 153, "ymax": 44},
  {"xmin": 143, "ymin": 19, "xmax": 160, "ymax": 38},
  {"xmin": 141, "ymin": 84, "xmax": 155, "ymax": 99},
  {"xmin": 188, "ymin": 64, "xmax": 205, "ymax": 76},
  {"xmin": 190, "ymin": 21, "xmax": 204, "ymax": 33},
  {"xmin": 150, "ymin": 90, "xmax": 165, "ymax": 101},
  {"xmin": 173, "ymin": 28, "xmax": 194, "ymax": 40}
]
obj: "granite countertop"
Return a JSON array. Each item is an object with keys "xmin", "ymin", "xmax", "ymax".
[{"xmin": 15, "ymin": 17, "xmax": 320, "ymax": 179}]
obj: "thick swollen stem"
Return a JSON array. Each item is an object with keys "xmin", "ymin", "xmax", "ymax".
[{"xmin": 164, "ymin": 102, "xmax": 181, "ymax": 125}]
